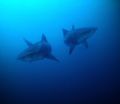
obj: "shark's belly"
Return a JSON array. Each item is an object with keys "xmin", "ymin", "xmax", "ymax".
[
  {"xmin": 78, "ymin": 35, "xmax": 88, "ymax": 44},
  {"xmin": 38, "ymin": 44, "xmax": 51, "ymax": 55},
  {"xmin": 65, "ymin": 35, "xmax": 78, "ymax": 46},
  {"xmin": 18, "ymin": 43, "xmax": 52, "ymax": 62}
]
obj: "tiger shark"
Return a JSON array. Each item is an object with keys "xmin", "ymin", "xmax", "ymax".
[
  {"xmin": 17, "ymin": 34, "xmax": 59, "ymax": 62},
  {"xmin": 62, "ymin": 25, "xmax": 97, "ymax": 54}
]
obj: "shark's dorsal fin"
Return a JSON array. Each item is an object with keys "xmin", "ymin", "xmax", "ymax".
[
  {"xmin": 62, "ymin": 29, "xmax": 69, "ymax": 37},
  {"xmin": 23, "ymin": 38, "xmax": 33, "ymax": 47},
  {"xmin": 72, "ymin": 25, "xmax": 75, "ymax": 31},
  {"xmin": 41, "ymin": 34, "xmax": 48, "ymax": 42}
]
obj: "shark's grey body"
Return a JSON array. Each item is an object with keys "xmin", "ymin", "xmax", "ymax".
[
  {"xmin": 17, "ymin": 34, "xmax": 59, "ymax": 62},
  {"xmin": 63, "ymin": 26, "xmax": 97, "ymax": 54}
]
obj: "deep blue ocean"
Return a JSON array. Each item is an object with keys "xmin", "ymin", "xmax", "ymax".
[{"xmin": 0, "ymin": 0, "xmax": 119, "ymax": 104}]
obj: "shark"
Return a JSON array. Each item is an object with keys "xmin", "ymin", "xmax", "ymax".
[
  {"xmin": 17, "ymin": 34, "xmax": 59, "ymax": 62},
  {"xmin": 62, "ymin": 25, "xmax": 97, "ymax": 54}
]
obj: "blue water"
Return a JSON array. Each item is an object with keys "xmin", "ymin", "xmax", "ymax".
[{"xmin": 0, "ymin": 0, "xmax": 119, "ymax": 104}]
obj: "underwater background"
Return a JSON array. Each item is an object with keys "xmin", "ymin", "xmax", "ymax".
[{"xmin": 0, "ymin": 0, "xmax": 119, "ymax": 104}]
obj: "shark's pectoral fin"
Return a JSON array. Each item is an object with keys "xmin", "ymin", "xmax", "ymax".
[
  {"xmin": 23, "ymin": 38, "xmax": 33, "ymax": 47},
  {"xmin": 46, "ymin": 54, "xmax": 60, "ymax": 62},
  {"xmin": 83, "ymin": 40, "xmax": 88, "ymax": 48},
  {"xmin": 69, "ymin": 45, "xmax": 76, "ymax": 55}
]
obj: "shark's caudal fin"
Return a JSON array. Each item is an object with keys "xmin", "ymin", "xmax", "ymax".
[
  {"xmin": 46, "ymin": 54, "xmax": 60, "ymax": 62},
  {"xmin": 62, "ymin": 29, "xmax": 69, "ymax": 37},
  {"xmin": 41, "ymin": 34, "xmax": 48, "ymax": 42},
  {"xmin": 23, "ymin": 38, "xmax": 33, "ymax": 47},
  {"xmin": 69, "ymin": 45, "xmax": 76, "ymax": 54}
]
